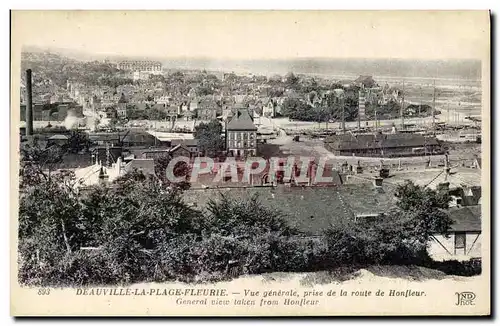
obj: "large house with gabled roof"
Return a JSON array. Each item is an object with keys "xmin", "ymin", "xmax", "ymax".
[{"xmin": 225, "ymin": 104, "xmax": 258, "ymax": 157}]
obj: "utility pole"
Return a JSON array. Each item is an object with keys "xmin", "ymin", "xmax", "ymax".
[
  {"xmin": 341, "ymin": 96, "xmax": 346, "ymax": 134},
  {"xmin": 447, "ymin": 105, "xmax": 450, "ymax": 125},
  {"xmin": 419, "ymin": 86, "xmax": 423, "ymax": 126},
  {"xmin": 357, "ymin": 89, "xmax": 362, "ymax": 131},
  {"xmin": 105, "ymin": 142, "xmax": 110, "ymax": 168},
  {"xmin": 154, "ymin": 120, "xmax": 157, "ymax": 147},
  {"xmin": 432, "ymin": 79, "xmax": 436, "ymax": 130},
  {"xmin": 400, "ymin": 80, "xmax": 405, "ymax": 130}
]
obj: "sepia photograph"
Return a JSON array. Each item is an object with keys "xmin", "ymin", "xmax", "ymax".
[{"xmin": 10, "ymin": 10, "xmax": 490, "ymax": 316}]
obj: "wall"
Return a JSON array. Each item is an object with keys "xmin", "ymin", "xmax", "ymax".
[{"xmin": 429, "ymin": 232, "xmax": 481, "ymax": 261}]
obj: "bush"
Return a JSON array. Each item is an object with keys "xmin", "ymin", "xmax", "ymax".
[
  {"xmin": 18, "ymin": 157, "xmax": 477, "ymax": 286},
  {"xmin": 429, "ymin": 258, "xmax": 482, "ymax": 277}
]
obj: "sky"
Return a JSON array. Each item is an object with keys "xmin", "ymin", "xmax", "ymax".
[{"xmin": 11, "ymin": 10, "xmax": 490, "ymax": 61}]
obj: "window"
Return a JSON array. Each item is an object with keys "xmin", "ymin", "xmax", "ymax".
[{"xmin": 454, "ymin": 232, "xmax": 466, "ymax": 254}]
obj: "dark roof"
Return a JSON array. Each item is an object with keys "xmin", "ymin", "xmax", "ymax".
[
  {"xmin": 171, "ymin": 139, "xmax": 198, "ymax": 147},
  {"xmin": 153, "ymin": 103, "xmax": 166, "ymax": 111},
  {"xmin": 121, "ymin": 130, "xmax": 158, "ymax": 144},
  {"xmin": 226, "ymin": 109, "xmax": 257, "ymax": 131},
  {"xmin": 460, "ymin": 186, "xmax": 482, "ymax": 206},
  {"xmin": 182, "ymin": 183, "xmax": 397, "ymax": 235},
  {"xmin": 118, "ymin": 93, "xmax": 128, "ymax": 104},
  {"xmin": 169, "ymin": 143, "xmax": 191, "ymax": 154},
  {"xmin": 199, "ymin": 98, "xmax": 218, "ymax": 109},
  {"xmin": 448, "ymin": 206, "xmax": 481, "ymax": 232},
  {"xmin": 124, "ymin": 159, "xmax": 155, "ymax": 175},
  {"xmin": 324, "ymin": 133, "xmax": 440, "ymax": 151}
]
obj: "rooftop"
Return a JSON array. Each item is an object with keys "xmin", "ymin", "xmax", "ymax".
[
  {"xmin": 448, "ymin": 205, "xmax": 481, "ymax": 232},
  {"xmin": 182, "ymin": 183, "xmax": 397, "ymax": 235},
  {"xmin": 324, "ymin": 133, "xmax": 440, "ymax": 150},
  {"xmin": 226, "ymin": 109, "xmax": 257, "ymax": 131},
  {"xmin": 124, "ymin": 158, "xmax": 155, "ymax": 175},
  {"xmin": 382, "ymin": 167, "xmax": 481, "ymax": 190}
]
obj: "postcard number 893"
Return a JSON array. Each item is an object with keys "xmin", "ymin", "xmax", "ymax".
[{"xmin": 37, "ymin": 288, "xmax": 51, "ymax": 295}]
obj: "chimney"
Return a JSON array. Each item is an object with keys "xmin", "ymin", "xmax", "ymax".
[
  {"xmin": 444, "ymin": 154, "xmax": 451, "ymax": 179},
  {"xmin": 373, "ymin": 176, "xmax": 383, "ymax": 188},
  {"xmin": 437, "ymin": 182, "xmax": 450, "ymax": 194},
  {"xmin": 98, "ymin": 166, "xmax": 109, "ymax": 184},
  {"xmin": 25, "ymin": 69, "xmax": 34, "ymax": 137}
]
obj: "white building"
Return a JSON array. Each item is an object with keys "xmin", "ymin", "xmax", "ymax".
[
  {"xmin": 429, "ymin": 205, "xmax": 481, "ymax": 261},
  {"xmin": 117, "ymin": 60, "xmax": 162, "ymax": 75}
]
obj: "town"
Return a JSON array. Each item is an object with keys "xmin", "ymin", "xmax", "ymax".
[{"xmin": 18, "ymin": 51, "xmax": 483, "ymax": 286}]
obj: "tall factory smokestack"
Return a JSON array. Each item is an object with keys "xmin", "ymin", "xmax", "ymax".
[{"xmin": 25, "ymin": 69, "xmax": 34, "ymax": 136}]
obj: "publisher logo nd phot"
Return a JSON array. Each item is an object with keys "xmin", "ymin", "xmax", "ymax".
[{"xmin": 455, "ymin": 292, "xmax": 476, "ymax": 306}]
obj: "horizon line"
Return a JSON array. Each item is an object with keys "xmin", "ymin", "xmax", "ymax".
[{"xmin": 21, "ymin": 45, "xmax": 483, "ymax": 63}]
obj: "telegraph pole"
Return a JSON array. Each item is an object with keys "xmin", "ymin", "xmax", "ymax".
[
  {"xmin": 432, "ymin": 79, "xmax": 436, "ymax": 130},
  {"xmin": 341, "ymin": 96, "xmax": 346, "ymax": 134},
  {"xmin": 400, "ymin": 80, "xmax": 405, "ymax": 130},
  {"xmin": 419, "ymin": 86, "xmax": 423, "ymax": 126}
]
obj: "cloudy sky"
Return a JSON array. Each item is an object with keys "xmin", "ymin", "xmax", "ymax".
[{"xmin": 12, "ymin": 11, "xmax": 489, "ymax": 60}]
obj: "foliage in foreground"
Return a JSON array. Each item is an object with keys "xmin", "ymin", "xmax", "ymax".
[{"xmin": 18, "ymin": 146, "xmax": 479, "ymax": 286}]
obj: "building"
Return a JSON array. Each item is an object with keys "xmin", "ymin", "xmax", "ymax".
[
  {"xmin": 225, "ymin": 106, "xmax": 258, "ymax": 157},
  {"xmin": 473, "ymin": 156, "xmax": 482, "ymax": 170},
  {"xmin": 154, "ymin": 95, "xmax": 173, "ymax": 105},
  {"xmin": 89, "ymin": 130, "xmax": 164, "ymax": 147},
  {"xmin": 429, "ymin": 205, "xmax": 481, "ymax": 261},
  {"xmin": 182, "ymin": 180, "xmax": 397, "ymax": 235},
  {"xmin": 123, "ymin": 158, "xmax": 156, "ymax": 175},
  {"xmin": 117, "ymin": 93, "xmax": 128, "ymax": 118},
  {"xmin": 117, "ymin": 60, "xmax": 162, "ymax": 75},
  {"xmin": 131, "ymin": 141, "xmax": 195, "ymax": 161},
  {"xmin": 197, "ymin": 98, "xmax": 219, "ymax": 121},
  {"xmin": 20, "ymin": 102, "xmax": 84, "ymax": 122},
  {"xmin": 324, "ymin": 133, "xmax": 443, "ymax": 157},
  {"xmin": 171, "ymin": 139, "xmax": 199, "ymax": 157}
]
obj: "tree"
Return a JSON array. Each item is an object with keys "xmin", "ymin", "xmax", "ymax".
[
  {"xmin": 281, "ymin": 98, "xmax": 317, "ymax": 121},
  {"xmin": 18, "ymin": 149, "xmax": 204, "ymax": 285},
  {"xmin": 393, "ymin": 181, "xmax": 453, "ymax": 244},
  {"xmin": 65, "ymin": 131, "xmax": 90, "ymax": 154},
  {"xmin": 285, "ymin": 72, "xmax": 300, "ymax": 89},
  {"xmin": 194, "ymin": 120, "xmax": 224, "ymax": 157},
  {"xmin": 20, "ymin": 140, "xmax": 65, "ymax": 186},
  {"xmin": 154, "ymin": 155, "xmax": 191, "ymax": 190},
  {"xmin": 324, "ymin": 180, "xmax": 454, "ymax": 266},
  {"xmin": 19, "ymin": 142, "xmax": 83, "ymax": 280}
]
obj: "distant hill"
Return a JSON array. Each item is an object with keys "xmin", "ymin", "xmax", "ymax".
[
  {"xmin": 21, "ymin": 46, "xmax": 481, "ymax": 80},
  {"xmin": 160, "ymin": 58, "xmax": 481, "ymax": 80}
]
